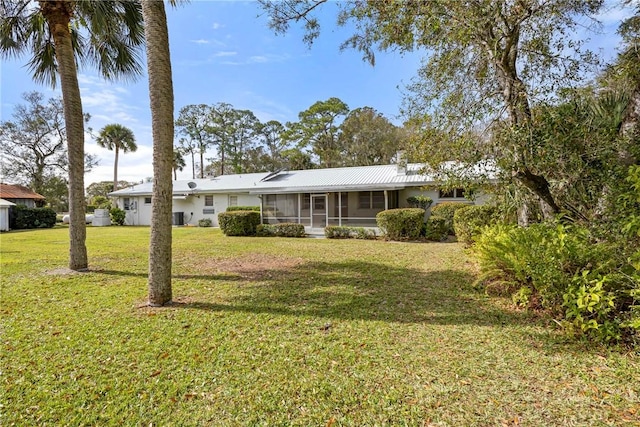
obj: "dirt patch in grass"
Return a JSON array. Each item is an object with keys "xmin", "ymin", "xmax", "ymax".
[{"xmin": 187, "ymin": 253, "xmax": 305, "ymax": 280}]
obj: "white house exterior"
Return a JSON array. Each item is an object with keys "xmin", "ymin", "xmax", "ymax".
[
  {"xmin": 0, "ymin": 198, "xmax": 16, "ymax": 231},
  {"xmin": 108, "ymin": 163, "xmax": 491, "ymax": 230}
]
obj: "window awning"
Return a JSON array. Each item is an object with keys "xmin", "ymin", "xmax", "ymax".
[{"xmin": 172, "ymin": 195, "xmax": 188, "ymax": 200}]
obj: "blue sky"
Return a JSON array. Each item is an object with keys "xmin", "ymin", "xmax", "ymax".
[{"xmin": 0, "ymin": 1, "xmax": 633, "ymax": 186}]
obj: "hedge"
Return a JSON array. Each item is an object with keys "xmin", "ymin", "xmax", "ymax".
[
  {"xmin": 226, "ymin": 206, "xmax": 260, "ymax": 212},
  {"xmin": 218, "ymin": 211, "xmax": 260, "ymax": 236},
  {"xmin": 256, "ymin": 223, "xmax": 306, "ymax": 237},
  {"xmin": 376, "ymin": 208, "xmax": 425, "ymax": 241},
  {"xmin": 324, "ymin": 226, "xmax": 377, "ymax": 239},
  {"xmin": 453, "ymin": 205, "xmax": 497, "ymax": 245},
  {"xmin": 430, "ymin": 202, "xmax": 469, "ymax": 235},
  {"xmin": 424, "ymin": 216, "xmax": 448, "ymax": 242},
  {"xmin": 10, "ymin": 205, "xmax": 56, "ymax": 230},
  {"xmin": 198, "ymin": 218, "xmax": 213, "ymax": 227}
]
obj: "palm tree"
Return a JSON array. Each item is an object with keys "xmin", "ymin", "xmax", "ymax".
[
  {"xmin": 141, "ymin": 0, "xmax": 174, "ymax": 306},
  {"xmin": 96, "ymin": 124, "xmax": 137, "ymax": 191},
  {"xmin": 0, "ymin": 1, "xmax": 144, "ymax": 271},
  {"xmin": 172, "ymin": 149, "xmax": 186, "ymax": 180}
]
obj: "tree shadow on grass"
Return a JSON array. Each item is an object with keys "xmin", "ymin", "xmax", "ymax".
[
  {"xmin": 93, "ymin": 269, "xmax": 242, "ymax": 282},
  {"xmin": 168, "ymin": 259, "xmax": 540, "ymax": 328}
]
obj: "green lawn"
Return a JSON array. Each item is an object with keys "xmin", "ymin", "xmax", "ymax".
[{"xmin": 1, "ymin": 227, "xmax": 638, "ymax": 426}]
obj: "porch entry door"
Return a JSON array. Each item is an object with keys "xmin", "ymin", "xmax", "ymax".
[{"xmin": 311, "ymin": 194, "xmax": 327, "ymax": 228}]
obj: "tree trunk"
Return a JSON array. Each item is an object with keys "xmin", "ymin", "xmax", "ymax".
[
  {"xmin": 142, "ymin": 0, "xmax": 174, "ymax": 306},
  {"xmin": 191, "ymin": 150, "xmax": 195, "ymax": 179},
  {"xmin": 199, "ymin": 148, "xmax": 204, "ymax": 178},
  {"xmin": 619, "ymin": 84, "xmax": 640, "ymax": 166},
  {"xmin": 114, "ymin": 146, "xmax": 119, "ymax": 191},
  {"xmin": 40, "ymin": 0, "xmax": 88, "ymax": 270}
]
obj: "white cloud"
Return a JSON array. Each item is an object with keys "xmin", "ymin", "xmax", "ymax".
[
  {"xmin": 190, "ymin": 39, "xmax": 210, "ymax": 44},
  {"xmin": 214, "ymin": 51, "xmax": 237, "ymax": 57},
  {"xmin": 212, "ymin": 22, "xmax": 222, "ymax": 30}
]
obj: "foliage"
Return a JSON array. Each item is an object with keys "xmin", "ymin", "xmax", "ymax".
[
  {"xmin": 198, "ymin": 218, "xmax": 212, "ymax": 227},
  {"xmin": 285, "ymin": 97, "xmax": 349, "ymax": 168},
  {"xmin": 324, "ymin": 226, "xmax": 377, "ymax": 239},
  {"xmin": 10, "ymin": 205, "xmax": 56, "ymax": 229},
  {"xmin": 376, "ymin": 208, "xmax": 424, "ymax": 241},
  {"xmin": 86, "ymin": 181, "xmax": 136, "ymax": 200},
  {"xmin": 96, "ymin": 123, "xmax": 137, "ymax": 191},
  {"xmin": 423, "ymin": 216, "xmax": 448, "ymax": 242},
  {"xmin": 0, "ymin": 92, "xmax": 95, "ymax": 196},
  {"xmin": 474, "ymin": 222, "xmax": 640, "ymax": 343},
  {"xmin": 226, "ymin": 206, "xmax": 260, "ymax": 212},
  {"xmin": 407, "ymin": 195, "xmax": 433, "ymax": 210},
  {"xmin": 175, "ymin": 104, "xmax": 213, "ymax": 179},
  {"xmin": 256, "ymin": 223, "xmax": 306, "ymax": 237},
  {"xmin": 338, "ymin": 107, "xmax": 402, "ymax": 166},
  {"xmin": 431, "ymin": 202, "xmax": 469, "ymax": 236},
  {"xmin": 109, "ymin": 207, "xmax": 126, "ymax": 226},
  {"xmin": 172, "ymin": 149, "xmax": 186, "ymax": 180},
  {"xmin": 453, "ymin": 205, "xmax": 497, "ymax": 246},
  {"xmin": 218, "ymin": 211, "xmax": 261, "ymax": 236}
]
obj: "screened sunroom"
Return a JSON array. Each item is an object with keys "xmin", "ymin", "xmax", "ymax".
[{"xmin": 260, "ymin": 190, "xmax": 400, "ymax": 229}]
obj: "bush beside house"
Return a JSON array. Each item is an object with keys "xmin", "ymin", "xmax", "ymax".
[
  {"xmin": 431, "ymin": 202, "xmax": 469, "ymax": 236},
  {"xmin": 226, "ymin": 206, "xmax": 260, "ymax": 212},
  {"xmin": 256, "ymin": 223, "xmax": 305, "ymax": 237},
  {"xmin": 218, "ymin": 211, "xmax": 260, "ymax": 236},
  {"xmin": 10, "ymin": 205, "xmax": 56, "ymax": 229},
  {"xmin": 376, "ymin": 208, "xmax": 425, "ymax": 241},
  {"xmin": 453, "ymin": 205, "xmax": 497, "ymax": 245},
  {"xmin": 324, "ymin": 226, "xmax": 377, "ymax": 239}
]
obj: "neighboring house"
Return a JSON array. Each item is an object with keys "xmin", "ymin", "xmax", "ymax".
[
  {"xmin": 0, "ymin": 198, "xmax": 16, "ymax": 231},
  {"xmin": 0, "ymin": 183, "xmax": 46, "ymax": 208},
  {"xmin": 109, "ymin": 163, "xmax": 491, "ymax": 229}
]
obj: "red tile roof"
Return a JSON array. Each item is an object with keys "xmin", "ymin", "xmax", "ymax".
[{"xmin": 0, "ymin": 183, "xmax": 46, "ymax": 200}]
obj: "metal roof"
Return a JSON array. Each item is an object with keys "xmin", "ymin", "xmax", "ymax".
[{"xmin": 108, "ymin": 163, "xmax": 496, "ymax": 197}]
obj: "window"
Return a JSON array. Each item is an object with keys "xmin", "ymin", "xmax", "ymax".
[
  {"xmin": 439, "ymin": 188, "xmax": 466, "ymax": 199},
  {"xmin": 302, "ymin": 193, "xmax": 311, "ymax": 210},
  {"xmin": 358, "ymin": 191, "xmax": 385, "ymax": 209},
  {"xmin": 204, "ymin": 195, "xmax": 214, "ymax": 206},
  {"xmin": 372, "ymin": 192, "xmax": 385, "ymax": 209},
  {"xmin": 144, "ymin": 197, "xmax": 152, "ymax": 205},
  {"xmin": 123, "ymin": 197, "xmax": 131, "ymax": 210},
  {"xmin": 229, "ymin": 195, "xmax": 238, "ymax": 206}
]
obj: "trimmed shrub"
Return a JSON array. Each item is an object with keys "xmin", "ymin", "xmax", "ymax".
[
  {"xmin": 424, "ymin": 216, "xmax": 448, "ymax": 241},
  {"xmin": 226, "ymin": 206, "xmax": 260, "ymax": 212},
  {"xmin": 325, "ymin": 226, "xmax": 352, "ymax": 239},
  {"xmin": 256, "ymin": 223, "xmax": 306, "ymax": 237},
  {"xmin": 110, "ymin": 207, "xmax": 126, "ymax": 226},
  {"xmin": 376, "ymin": 208, "xmax": 425, "ymax": 241},
  {"xmin": 431, "ymin": 202, "xmax": 469, "ymax": 235},
  {"xmin": 218, "ymin": 211, "xmax": 260, "ymax": 236},
  {"xmin": 324, "ymin": 226, "xmax": 376, "ymax": 239},
  {"xmin": 10, "ymin": 205, "xmax": 56, "ymax": 229},
  {"xmin": 453, "ymin": 205, "xmax": 497, "ymax": 245},
  {"xmin": 198, "ymin": 218, "xmax": 212, "ymax": 227},
  {"xmin": 407, "ymin": 195, "xmax": 433, "ymax": 210}
]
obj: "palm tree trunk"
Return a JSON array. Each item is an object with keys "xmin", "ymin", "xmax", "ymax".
[
  {"xmin": 40, "ymin": 1, "xmax": 88, "ymax": 270},
  {"xmin": 114, "ymin": 146, "xmax": 119, "ymax": 191},
  {"xmin": 142, "ymin": 0, "xmax": 173, "ymax": 306}
]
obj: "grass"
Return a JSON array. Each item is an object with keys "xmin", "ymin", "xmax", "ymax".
[{"xmin": 1, "ymin": 226, "xmax": 639, "ymax": 426}]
